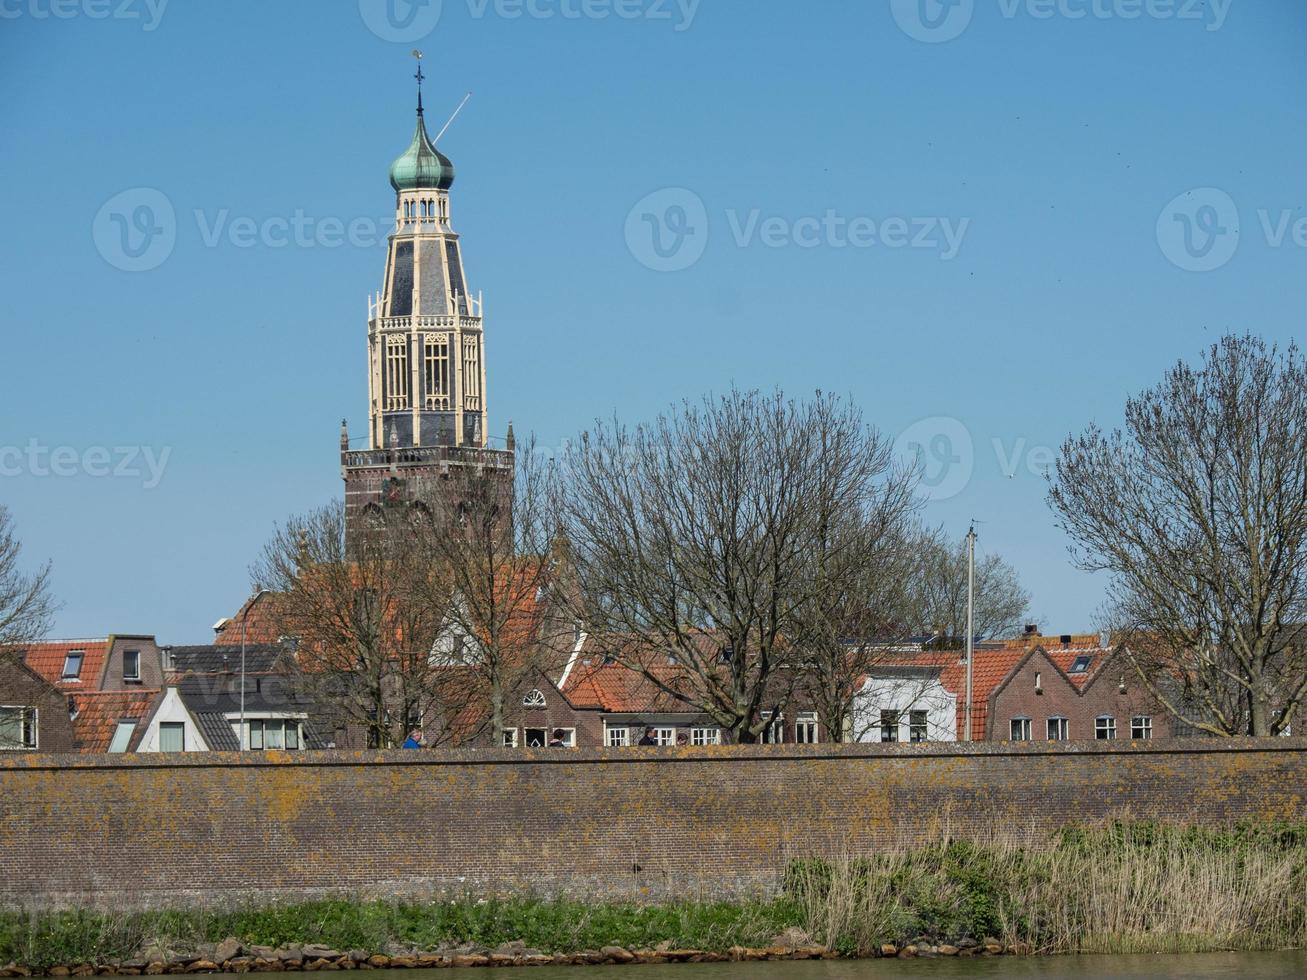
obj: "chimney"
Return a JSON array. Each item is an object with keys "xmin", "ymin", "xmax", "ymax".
[{"xmin": 1059, "ymin": 634, "xmax": 1072, "ymax": 646}]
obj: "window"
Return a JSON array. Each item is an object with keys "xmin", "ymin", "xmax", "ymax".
[
  {"xmin": 691, "ymin": 727, "xmax": 720, "ymax": 746},
  {"xmin": 423, "ymin": 333, "xmax": 450, "ymax": 410},
  {"xmin": 0, "ymin": 707, "xmax": 37, "ymax": 750},
  {"xmin": 909, "ymin": 710, "xmax": 929, "ymax": 743},
  {"xmin": 159, "ymin": 721, "xmax": 185, "ymax": 753},
  {"xmin": 107, "ymin": 721, "xmax": 136, "ymax": 753},
  {"xmin": 385, "ymin": 335, "xmax": 409, "ymax": 410},
  {"xmin": 242, "ymin": 719, "xmax": 302, "ymax": 751},
  {"xmin": 1069, "ymin": 655, "xmax": 1093, "ymax": 674},
  {"xmin": 795, "ymin": 712, "xmax": 819, "ymax": 744},
  {"xmin": 761, "ymin": 712, "xmax": 784, "ymax": 744},
  {"xmin": 61, "ymin": 651, "xmax": 84, "ymax": 680},
  {"xmin": 502, "ymin": 728, "xmax": 518, "ymax": 747},
  {"xmin": 553, "ymin": 729, "xmax": 577, "ymax": 747},
  {"xmin": 1047, "ymin": 717, "xmax": 1069, "ymax": 741},
  {"xmin": 1010, "ymin": 717, "xmax": 1032, "ymax": 741},
  {"xmin": 522, "ymin": 689, "xmax": 547, "ymax": 709},
  {"xmin": 123, "ymin": 650, "xmax": 141, "ymax": 682},
  {"xmin": 654, "ymin": 727, "xmax": 676, "ymax": 746},
  {"xmin": 462, "ymin": 336, "xmax": 481, "ymax": 411},
  {"xmin": 879, "ymin": 710, "xmax": 900, "ymax": 743},
  {"xmin": 1095, "ymin": 716, "xmax": 1117, "ymax": 740},
  {"xmin": 606, "ymin": 726, "xmax": 629, "ymax": 747},
  {"xmin": 1131, "ymin": 716, "xmax": 1153, "ymax": 740}
]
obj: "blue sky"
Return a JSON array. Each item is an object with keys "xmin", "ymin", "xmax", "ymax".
[{"xmin": 1, "ymin": 0, "xmax": 1305, "ymax": 643}]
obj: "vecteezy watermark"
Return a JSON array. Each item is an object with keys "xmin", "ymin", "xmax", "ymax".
[
  {"xmin": 624, "ymin": 188, "xmax": 970, "ymax": 272},
  {"xmin": 358, "ymin": 0, "xmax": 699, "ymax": 41},
  {"xmin": 92, "ymin": 188, "xmax": 177, "ymax": 273},
  {"xmin": 624, "ymin": 187, "xmax": 711, "ymax": 272},
  {"xmin": 0, "ymin": 441, "xmax": 172, "ymax": 489},
  {"xmin": 93, "ymin": 188, "xmax": 398, "ymax": 272},
  {"xmin": 358, "ymin": 0, "xmax": 444, "ymax": 41},
  {"xmin": 892, "ymin": 0, "xmax": 1232, "ymax": 43},
  {"xmin": 1157, "ymin": 189, "xmax": 1307, "ymax": 273},
  {"xmin": 1156, "ymin": 188, "xmax": 1240, "ymax": 272},
  {"xmin": 896, "ymin": 417, "xmax": 975, "ymax": 502},
  {"xmin": 0, "ymin": 0, "xmax": 168, "ymax": 30},
  {"xmin": 895, "ymin": 418, "xmax": 1062, "ymax": 500}
]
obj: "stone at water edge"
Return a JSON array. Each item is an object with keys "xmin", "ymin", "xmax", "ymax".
[
  {"xmin": 880, "ymin": 944, "xmax": 898, "ymax": 957},
  {"xmin": 601, "ymin": 947, "xmax": 635, "ymax": 964},
  {"xmin": 213, "ymin": 941, "xmax": 243, "ymax": 966}
]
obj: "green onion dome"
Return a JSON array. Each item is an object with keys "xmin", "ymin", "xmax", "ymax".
[{"xmin": 389, "ymin": 112, "xmax": 455, "ymax": 192}]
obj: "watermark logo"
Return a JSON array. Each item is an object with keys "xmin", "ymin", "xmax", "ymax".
[
  {"xmin": 0, "ymin": 441, "xmax": 172, "ymax": 490},
  {"xmin": 896, "ymin": 417, "xmax": 975, "ymax": 501},
  {"xmin": 891, "ymin": 0, "xmax": 975, "ymax": 43},
  {"xmin": 1156, "ymin": 187, "xmax": 1240, "ymax": 272},
  {"xmin": 726, "ymin": 210, "xmax": 969, "ymax": 259},
  {"xmin": 625, "ymin": 187, "xmax": 709, "ymax": 273},
  {"xmin": 0, "ymin": 0, "xmax": 169, "ymax": 31},
  {"xmin": 358, "ymin": 0, "xmax": 443, "ymax": 41},
  {"xmin": 92, "ymin": 187, "xmax": 176, "ymax": 273}
]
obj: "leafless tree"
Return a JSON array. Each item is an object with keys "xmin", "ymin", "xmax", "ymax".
[
  {"xmin": 557, "ymin": 388, "xmax": 916, "ymax": 743},
  {"xmin": 251, "ymin": 501, "xmax": 472, "ymax": 749},
  {"xmin": 413, "ymin": 436, "xmax": 574, "ymax": 745},
  {"xmin": 0, "ymin": 505, "xmax": 55, "ymax": 653},
  {"xmin": 1049, "ymin": 335, "xmax": 1307, "ymax": 736},
  {"xmin": 914, "ymin": 529, "xmax": 1032, "ymax": 645},
  {"xmin": 790, "ymin": 490, "xmax": 924, "ymax": 743}
]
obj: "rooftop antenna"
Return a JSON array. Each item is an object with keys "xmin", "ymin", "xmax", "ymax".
[
  {"xmin": 434, "ymin": 91, "xmax": 473, "ymax": 145},
  {"xmin": 411, "ymin": 49, "xmax": 425, "ymax": 114}
]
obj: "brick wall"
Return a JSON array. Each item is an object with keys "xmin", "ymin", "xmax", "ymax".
[{"xmin": 1, "ymin": 740, "xmax": 1304, "ymax": 908}]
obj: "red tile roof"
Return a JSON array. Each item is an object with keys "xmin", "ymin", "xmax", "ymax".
[
  {"xmin": 21, "ymin": 640, "xmax": 110, "ymax": 691},
  {"xmin": 69, "ymin": 690, "xmax": 159, "ymax": 753},
  {"xmin": 939, "ymin": 648, "xmax": 1028, "ymax": 741},
  {"xmin": 213, "ymin": 593, "xmax": 287, "ymax": 647}
]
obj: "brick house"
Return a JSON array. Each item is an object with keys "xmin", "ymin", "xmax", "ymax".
[{"xmin": 0, "ymin": 655, "xmax": 75, "ymax": 752}]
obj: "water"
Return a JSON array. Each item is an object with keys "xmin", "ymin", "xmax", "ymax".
[{"xmin": 253, "ymin": 952, "xmax": 1304, "ymax": 979}]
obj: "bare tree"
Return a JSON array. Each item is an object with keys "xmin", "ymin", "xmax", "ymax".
[
  {"xmin": 0, "ymin": 505, "xmax": 55, "ymax": 653},
  {"xmin": 251, "ymin": 501, "xmax": 473, "ymax": 749},
  {"xmin": 414, "ymin": 435, "xmax": 573, "ymax": 745},
  {"xmin": 557, "ymin": 388, "xmax": 913, "ymax": 744},
  {"xmin": 1049, "ymin": 335, "xmax": 1307, "ymax": 736},
  {"xmin": 790, "ymin": 489, "xmax": 923, "ymax": 744},
  {"xmin": 914, "ymin": 529, "xmax": 1031, "ymax": 644}
]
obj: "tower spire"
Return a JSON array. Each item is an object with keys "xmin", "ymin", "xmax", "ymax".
[{"xmin": 412, "ymin": 49, "xmax": 425, "ymax": 115}]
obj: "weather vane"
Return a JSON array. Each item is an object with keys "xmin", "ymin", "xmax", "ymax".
[{"xmin": 412, "ymin": 49, "xmax": 425, "ymax": 114}]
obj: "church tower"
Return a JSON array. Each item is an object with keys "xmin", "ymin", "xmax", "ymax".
[{"xmin": 342, "ymin": 59, "xmax": 513, "ymax": 536}]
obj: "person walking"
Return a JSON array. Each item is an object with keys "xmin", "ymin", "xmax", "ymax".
[
  {"xmin": 401, "ymin": 729, "xmax": 424, "ymax": 749},
  {"xmin": 637, "ymin": 726, "xmax": 658, "ymax": 746}
]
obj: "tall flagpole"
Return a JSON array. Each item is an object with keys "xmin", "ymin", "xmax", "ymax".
[{"xmin": 964, "ymin": 524, "xmax": 976, "ymax": 742}]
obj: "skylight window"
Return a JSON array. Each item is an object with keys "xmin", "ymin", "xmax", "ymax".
[
  {"xmin": 61, "ymin": 651, "xmax": 84, "ymax": 680},
  {"xmin": 1069, "ymin": 655, "xmax": 1093, "ymax": 674}
]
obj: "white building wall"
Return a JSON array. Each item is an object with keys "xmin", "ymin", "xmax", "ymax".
[
  {"xmin": 137, "ymin": 687, "xmax": 209, "ymax": 752},
  {"xmin": 852, "ymin": 674, "xmax": 957, "ymax": 743}
]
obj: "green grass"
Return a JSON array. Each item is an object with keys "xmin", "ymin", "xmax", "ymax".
[
  {"xmin": 4, "ymin": 820, "xmax": 1304, "ymax": 968},
  {"xmin": 0, "ymin": 897, "xmax": 800, "ymax": 969}
]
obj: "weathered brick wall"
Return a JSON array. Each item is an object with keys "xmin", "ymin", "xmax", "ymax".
[{"xmin": 1, "ymin": 740, "xmax": 1304, "ymax": 908}]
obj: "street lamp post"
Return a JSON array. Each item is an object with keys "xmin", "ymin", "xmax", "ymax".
[{"xmin": 964, "ymin": 525, "xmax": 976, "ymax": 743}]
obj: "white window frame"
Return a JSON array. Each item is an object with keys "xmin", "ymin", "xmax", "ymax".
[
  {"xmin": 654, "ymin": 727, "xmax": 676, "ymax": 746},
  {"xmin": 605, "ymin": 726, "xmax": 630, "ymax": 747},
  {"xmin": 1095, "ymin": 715, "xmax": 1117, "ymax": 740},
  {"xmin": 501, "ymin": 728, "xmax": 518, "ymax": 748},
  {"xmin": 879, "ymin": 709, "xmax": 900, "ymax": 744},
  {"xmin": 795, "ymin": 712, "xmax": 819, "ymax": 744},
  {"xmin": 123, "ymin": 649, "xmax": 141, "ymax": 682},
  {"xmin": 0, "ymin": 706, "xmax": 38, "ymax": 750},
  {"xmin": 1131, "ymin": 715, "xmax": 1153, "ymax": 740},
  {"xmin": 909, "ymin": 709, "xmax": 929, "ymax": 743},
  {"xmin": 552, "ymin": 728, "xmax": 577, "ymax": 747},
  {"xmin": 1047, "ymin": 716, "xmax": 1069, "ymax": 741},
  {"xmin": 690, "ymin": 726, "xmax": 720, "ymax": 746},
  {"xmin": 1010, "ymin": 717, "xmax": 1032, "ymax": 741}
]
